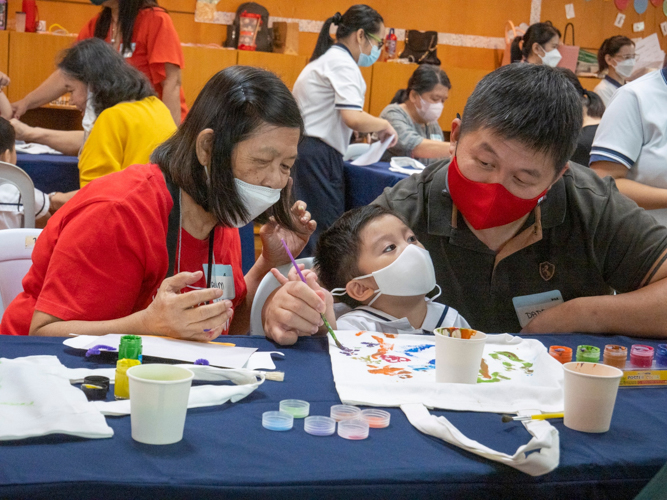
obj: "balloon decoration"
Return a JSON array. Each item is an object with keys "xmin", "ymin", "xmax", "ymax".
[
  {"xmin": 649, "ymin": 0, "xmax": 662, "ymax": 7},
  {"xmin": 615, "ymin": 0, "xmax": 631, "ymax": 10},
  {"xmin": 634, "ymin": 0, "xmax": 649, "ymax": 14}
]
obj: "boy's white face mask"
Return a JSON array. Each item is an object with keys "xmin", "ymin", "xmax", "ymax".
[{"xmin": 332, "ymin": 244, "xmax": 438, "ymax": 307}]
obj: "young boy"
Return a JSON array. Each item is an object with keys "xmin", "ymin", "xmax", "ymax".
[
  {"xmin": 315, "ymin": 205, "xmax": 470, "ymax": 334},
  {"xmin": 0, "ymin": 117, "xmax": 51, "ymax": 228}
]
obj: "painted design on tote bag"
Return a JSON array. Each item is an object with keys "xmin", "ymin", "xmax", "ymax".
[{"xmin": 333, "ymin": 331, "xmax": 538, "ymax": 384}]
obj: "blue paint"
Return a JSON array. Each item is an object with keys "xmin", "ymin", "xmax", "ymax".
[{"xmin": 403, "ymin": 344, "xmax": 435, "ymax": 355}]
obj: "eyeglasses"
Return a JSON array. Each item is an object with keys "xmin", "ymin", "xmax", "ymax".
[
  {"xmin": 365, "ymin": 31, "xmax": 384, "ymax": 49},
  {"xmin": 615, "ymin": 54, "xmax": 638, "ymax": 61}
]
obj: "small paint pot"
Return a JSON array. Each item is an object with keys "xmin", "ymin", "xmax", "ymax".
[
  {"xmin": 630, "ymin": 345, "xmax": 654, "ymax": 368},
  {"xmin": 262, "ymin": 411, "xmax": 293, "ymax": 431},
  {"xmin": 279, "ymin": 399, "xmax": 310, "ymax": 419},
  {"xmin": 603, "ymin": 345, "xmax": 628, "ymax": 369},
  {"xmin": 576, "ymin": 345, "xmax": 600, "ymax": 363},
  {"xmin": 330, "ymin": 404, "xmax": 361, "ymax": 422},
  {"xmin": 337, "ymin": 418, "xmax": 369, "ymax": 440},
  {"xmin": 549, "ymin": 346, "xmax": 573, "ymax": 364},
  {"xmin": 656, "ymin": 344, "xmax": 667, "ymax": 368},
  {"xmin": 360, "ymin": 409, "xmax": 391, "ymax": 428},
  {"xmin": 304, "ymin": 416, "xmax": 336, "ymax": 436},
  {"xmin": 81, "ymin": 376, "xmax": 110, "ymax": 401}
]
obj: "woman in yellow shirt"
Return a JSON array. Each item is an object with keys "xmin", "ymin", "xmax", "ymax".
[{"xmin": 12, "ymin": 38, "xmax": 175, "ymax": 211}]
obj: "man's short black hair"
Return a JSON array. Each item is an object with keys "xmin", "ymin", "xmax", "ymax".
[
  {"xmin": 0, "ymin": 117, "xmax": 15, "ymax": 157},
  {"xmin": 315, "ymin": 205, "xmax": 400, "ymax": 308},
  {"xmin": 459, "ymin": 64, "xmax": 583, "ymax": 173}
]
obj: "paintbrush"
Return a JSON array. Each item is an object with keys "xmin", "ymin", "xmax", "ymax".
[
  {"xmin": 501, "ymin": 412, "xmax": 564, "ymax": 423},
  {"xmin": 279, "ymin": 239, "xmax": 344, "ymax": 350}
]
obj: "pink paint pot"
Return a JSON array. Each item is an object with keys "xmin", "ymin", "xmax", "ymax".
[{"xmin": 630, "ymin": 345, "xmax": 654, "ymax": 368}]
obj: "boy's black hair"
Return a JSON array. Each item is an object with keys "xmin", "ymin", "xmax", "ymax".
[
  {"xmin": 0, "ymin": 117, "xmax": 15, "ymax": 156},
  {"xmin": 459, "ymin": 64, "xmax": 583, "ymax": 174},
  {"xmin": 315, "ymin": 205, "xmax": 402, "ymax": 308}
]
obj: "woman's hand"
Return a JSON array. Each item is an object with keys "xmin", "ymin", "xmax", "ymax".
[
  {"xmin": 0, "ymin": 72, "xmax": 10, "ymax": 87},
  {"xmin": 262, "ymin": 266, "xmax": 330, "ymax": 345},
  {"xmin": 260, "ymin": 198, "xmax": 316, "ymax": 269},
  {"xmin": 140, "ymin": 271, "xmax": 234, "ymax": 342},
  {"xmin": 11, "ymin": 100, "xmax": 29, "ymax": 119},
  {"xmin": 378, "ymin": 120, "xmax": 398, "ymax": 148}
]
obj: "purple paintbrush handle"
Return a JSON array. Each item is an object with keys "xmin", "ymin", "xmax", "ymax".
[{"xmin": 280, "ymin": 239, "xmax": 307, "ymax": 283}]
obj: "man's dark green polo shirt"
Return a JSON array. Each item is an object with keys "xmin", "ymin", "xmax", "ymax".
[{"xmin": 374, "ymin": 160, "xmax": 667, "ymax": 333}]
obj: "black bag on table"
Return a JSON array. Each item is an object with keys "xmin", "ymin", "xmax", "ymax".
[
  {"xmin": 399, "ymin": 30, "xmax": 440, "ymax": 65},
  {"xmin": 223, "ymin": 2, "xmax": 273, "ymax": 52}
]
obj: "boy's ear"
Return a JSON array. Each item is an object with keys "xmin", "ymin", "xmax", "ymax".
[
  {"xmin": 346, "ymin": 278, "xmax": 377, "ymax": 303},
  {"xmin": 0, "ymin": 149, "xmax": 10, "ymax": 164}
]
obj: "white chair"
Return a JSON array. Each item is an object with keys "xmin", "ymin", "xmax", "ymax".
[
  {"xmin": 0, "ymin": 161, "xmax": 36, "ymax": 228},
  {"xmin": 249, "ymin": 257, "xmax": 314, "ymax": 336},
  {"xmin": 0, "ymin": 228, "xmax": 41, "ymax": 320},
  {"xmin": 343, "ymin": 143, "xmax": 371, "ymax": 162}
]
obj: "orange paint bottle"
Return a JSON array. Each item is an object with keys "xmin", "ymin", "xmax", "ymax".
[{"xmin": 549, "ymin": 346, "xmax": 573, "ymax": 364}]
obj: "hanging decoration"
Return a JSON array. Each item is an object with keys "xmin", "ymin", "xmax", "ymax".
[
  {"xmin": 634, "ymin": 0, "xmax": 649, "ymax": 14},
  {"xmin": 615, "ymin": 0, "xmax": 631, "ymax": 9}
]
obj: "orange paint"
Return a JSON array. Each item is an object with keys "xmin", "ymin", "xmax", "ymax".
[
  {"xmin": 480, "ymin": 358, "xmax": 491, "ymax": 379},
  {"xmin": 370, "ymin": 335, "xmax": 395, "ymax": 360},
  {"xmin": 367, "ymin": 365, "xmax": 412, "ymax": 378},
  {"xmin": 355, "ymin": 331, "xmax": 365, "ymax": 336}
]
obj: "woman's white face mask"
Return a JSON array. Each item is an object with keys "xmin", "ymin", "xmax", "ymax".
[
  {"xmin": 538, "ymin": 46, "xmax": 562, "ymax": 67},
  {"xmin": 332, "ymin": 244, "xmax": 439, "ymax": 307},
  {"xmin": 416, "ymin": 96, "xmax": 444, "ymax": 123},
  {"xmin": 81, "ymin": 89, "xmax": 96, "ymax": 135},
  {"xmin": 233, "ymin": 178, "xmax": 281, "ymax": 228}
]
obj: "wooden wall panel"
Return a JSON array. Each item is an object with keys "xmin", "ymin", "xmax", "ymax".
[
  {"xmin": 5, "ymin": 0, "xmax": 532, "ymax": 71},
  {"xmin": 0, "ymin": 31, "xmax": 9, "ymax": 76},
  {"xmin": 236, "ymin": 50, "xmax": 307, "ymax": 91},
  {"xmin": 181, "ymin": 46, "xmax": 237, "ymax": 107},
  {"xmin": 541, "ymin": 0, "xmax": 667, "ymax": 54},
  {"xmin": 7, "ymin": 32, "xmax": 76, "ymax": 101}
]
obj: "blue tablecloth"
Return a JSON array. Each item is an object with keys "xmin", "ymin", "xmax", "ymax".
[
  {"xmin": 16, "ymin": 153, "xmax": 80, "ymax": 194},
  {"xmin": 14, "ymin": 153, "xmax": 256, "ymax": 273},
  {"xmin": 1, "ymin": 334, "xmax": 666, "ymax": 499},
  {"xmin": 344, "ymin": 161, "xmax": 408, "ymax": 210}
]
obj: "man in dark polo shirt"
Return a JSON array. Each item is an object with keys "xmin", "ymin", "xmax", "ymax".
[
  {"xmin": 374, "ymin": 64, "xmax": 667, "ymax": 335},
  {"xmin": 261, "ymin": 64, "xmax": 667, "ymax": 344}
]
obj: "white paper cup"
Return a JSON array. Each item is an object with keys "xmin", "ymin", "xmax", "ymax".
[
  {"xmin": 563, "ymin": 362, "xmax": 623, "ymax": 433},
  {"xmin": 127, "ymin": 364, "xmax": 194, "ymax": 445},
  {"xmin": 433, "ymin": 328, "xmax": 487, "ymax": 384}
]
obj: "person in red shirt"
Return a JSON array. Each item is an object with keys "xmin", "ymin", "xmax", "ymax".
[
  {"xmin": 1, "ymin": 66, "xmax": 316, "ymax": 340},
  {"xmin": 12, "ymin": 0, "xmax": 187, "ymax": 125}
]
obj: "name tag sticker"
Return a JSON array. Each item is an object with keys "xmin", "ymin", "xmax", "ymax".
[
  {"xmin": 512, "ymin": 290, "xmax": 563, "ymax": 328},
  {"xmin": 203, "ymin": 264, "xmax": 236, "ymax": 301},
  {"xmin": 429, "ymin": 134, "xmax": 443, "ymax": 142}
]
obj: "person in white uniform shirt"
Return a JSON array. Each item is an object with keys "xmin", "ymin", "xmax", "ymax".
[
  {"xmin": 594, "ymin": 36, "xmax": 635, "ymax": 108},
  {"xmin": 292, "ymin": 5, "xmax": 397, "ymax": 257},
  {"xmin": 313, "ymin": 205, "xmax": 469, "ymax": 334},
  {"xmin": 510, "ymin": 22, "xmax": 562, "ymax": 67},
  {"xmin": 590, "ymin": 67, "xmax": 667, "ymax": 226}
]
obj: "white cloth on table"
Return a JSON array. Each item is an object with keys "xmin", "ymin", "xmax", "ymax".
[{"xmin": 328, "ymin": 331, "xmax": 564, "ymax": 476}]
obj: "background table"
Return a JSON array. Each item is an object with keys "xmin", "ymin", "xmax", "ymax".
[
  {"xmin": 344, "ymin": 161, "xmax": 408, "ymax": 210},
  {"xmin": 1, "ymin": 334, "xmax": 665, "ymax": 499},
  {"xmin": 16, "ymin": 153, "xmax": 80, "ymax": 194},
  {"xmin": 14, "ymin": 153, "xmax": 256, "ymax": 273}
]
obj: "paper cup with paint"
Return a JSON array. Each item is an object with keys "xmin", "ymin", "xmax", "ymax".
[
  {"xmin": 563, "ymin": 362, "xmax": 623, "ymax": 433},
  {"xmin": 127, "ymin": 364, "xmax": 194, "ymax": 445},
  {"xmin": 433, "ymin": 327, "xmax": 487, "ymax": 384}
]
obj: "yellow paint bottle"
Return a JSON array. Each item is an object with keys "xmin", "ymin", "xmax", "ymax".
[{"xmin": 114, "ymin": 358, "xmax": 141, "ymax": 400}]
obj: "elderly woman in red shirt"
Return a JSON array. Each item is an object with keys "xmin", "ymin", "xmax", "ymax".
[{"xmin": 1, "ymin": 66, "xmax": 317, "ymax": 340}]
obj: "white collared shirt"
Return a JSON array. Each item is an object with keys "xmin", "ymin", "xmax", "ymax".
[
  {"xmin": 590, "ymin": 69, "xmax": 667, "ymax": 191},
  {"xmin": 336, "ymin": 300, "xmax": 470, "ymax": 335},
  {"xmin": 292, "ymin": 44, "xmax": 366, "ymax": 155},
  {"xmin": 593, "ymin": 75, "xmax": 623, "ymax": 108}
]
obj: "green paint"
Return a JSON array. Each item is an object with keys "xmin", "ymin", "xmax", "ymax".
[{"xmin": 0, "ymin": 401, "xmax": 35, "ymax": 406}]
